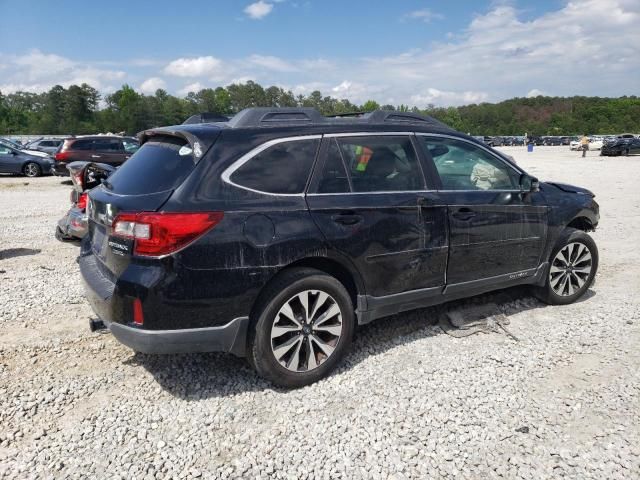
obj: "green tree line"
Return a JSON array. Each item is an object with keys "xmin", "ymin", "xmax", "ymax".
[{"xmin": 1, "ymin": 81, "xmax": 638, "ymax": 136}]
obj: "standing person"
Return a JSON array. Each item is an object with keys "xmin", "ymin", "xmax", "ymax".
[{"xmin": 580, "ymin": 134, "xmax": 590, "ymax": 157}]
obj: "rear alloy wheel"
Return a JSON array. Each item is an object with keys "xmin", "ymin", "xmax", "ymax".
[
  {"xmin": 535, "ymin": 228, "xmax": 598, "ymax": 305},
  {"xmin": 23, "ymin": 162, "xmax": 41, "ymax": 177},
  {"xmin": 250, "ymin": 268, "xmax": 354, "ymax": 387},
  {"xmin": 270, "ymin": 290, "xmax": 343, "ymax": 373}
]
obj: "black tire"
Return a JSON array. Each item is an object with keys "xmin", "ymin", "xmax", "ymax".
[
  {"xmin": 534, "ymin": 228, "xmax": 598, "ymax": 305},
  {"xmin": 23, "ymin": 162, "xmax": 42, "ymax": 177},
  {"xmin": 249, "ymin": 268, "xmax": 355, "ymax": 388}
]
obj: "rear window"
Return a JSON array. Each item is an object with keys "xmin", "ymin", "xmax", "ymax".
[
  {"xmin": 104, "ymin": 137, "xmax": 196, "ymax": 195},
  {"xmin": 229, "ymin": 138, "xmax": 320, "ymax": 194}
]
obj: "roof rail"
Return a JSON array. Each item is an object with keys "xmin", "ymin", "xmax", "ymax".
[
  {"xmin": 226, "ymin": 107, "xmax": 453, "ymax": 130},
  {"xmin": 365, "ymin": 110, "xmax": 452, "ymax": 129},
  {"xmin": 228, "ymin": 107, "xmax": 325, "ymax": 128}
]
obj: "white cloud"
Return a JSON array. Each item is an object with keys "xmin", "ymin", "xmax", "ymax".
[
  {"xmin": 244, "ymin": 1, "xmax": 273, "ymax": 19},
  {"xmin": 139, "ymin": 77, "xmax": 166, "ymax": 94},
  {"xmin": 163, "ymin": 56, "xmax": 224, "ymax": 78},
  {"xmin": 178, "ymin": 82, "xmax": 206, "ymax": 95},
  {"xmin": 403, "ymin": 9, "xmax": 444, "ymax": 23},
  {"xmin": 526, "ymin": 89, "xmax": 545, "ymax": 98},
  {"xmin": 0, "ymin": 49, "xmax": 126, "ymax": 93},
  {"xmin": 248, "ymin": 54, "xmax": 297, "ymax": 72}
]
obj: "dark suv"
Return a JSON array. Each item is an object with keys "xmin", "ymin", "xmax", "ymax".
[
  {"xmin": 80, "ymin": 108, "xmax": 600, "ymax": 387},
  {"xmin": 54, "ymin": 136, "xmax": 139, "ymax": 176}
]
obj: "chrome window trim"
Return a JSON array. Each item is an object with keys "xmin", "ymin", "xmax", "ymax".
[
  {"xmin": 415, "ymin": 132, "xmax": 525, "ymax": 177},
  {"xmin": 307, "ymin": 190, "xmax": 435, "ymax": 197},
  {"xmin": 221, "ymin": 135, "xmax": 322, "ymax": 197},
  {"xmin": 325, "ymin": 132, "xmax": 415, "ymax": 138}
]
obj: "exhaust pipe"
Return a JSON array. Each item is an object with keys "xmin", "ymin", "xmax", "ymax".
[{"xmin": 89, "ymin": 318, "xmax": 107, "ymax": 332}]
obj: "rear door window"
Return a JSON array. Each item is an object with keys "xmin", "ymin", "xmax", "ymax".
[
  {"xmin": 93, "ymin": 139, "xmax": 123, "ymax": 152},
  {"xmin": 335, "ymin": 136, "xmax": 425, "ymax": 192},
  {"xmin": 104, "ymin": 137, "xmax": 197, "ymax": 195},
  {"xmin": 229, "ymin": 138, "xmax": 320, "ymax": 194},
  {"xmin": 71, "ymin": 139, "xmax": 94, "ymax": 151}
]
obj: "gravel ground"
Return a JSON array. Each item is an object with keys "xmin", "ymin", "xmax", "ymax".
[{"xmin": 0, "ymin": 146, "xmax": 639, "ymax": 480}]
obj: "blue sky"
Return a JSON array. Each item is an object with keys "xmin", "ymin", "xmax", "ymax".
[{"xmin": 1, "ymin": 0, "xmax": 638, "ymax": 106}]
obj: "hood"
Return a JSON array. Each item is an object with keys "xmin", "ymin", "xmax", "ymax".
[
  {"xmin": 547, "ymin": 181, "xmax": 595, "ymax": 197},
  {"xmin": 21, "ymin": 149, "xmax": 49, "ymax": 158}
]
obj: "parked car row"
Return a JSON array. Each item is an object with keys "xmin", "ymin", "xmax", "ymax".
[{"xmin": 0, "ymin": 135, "xmax": 139, "ymax": 177}]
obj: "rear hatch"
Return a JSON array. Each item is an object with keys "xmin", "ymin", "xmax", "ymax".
[{"xmin": 87, "ymin": 127, "xmax": 221, "ymax": 278}]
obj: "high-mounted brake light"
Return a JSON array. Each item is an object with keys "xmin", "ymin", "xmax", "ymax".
[{"xmin": 112, "ymin": 212, "xmax": 224, "ymax": 257}]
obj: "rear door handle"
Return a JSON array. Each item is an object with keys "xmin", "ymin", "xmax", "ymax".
[
  {"xmin": 332, "ymin": 212, "xmax": 363, "ymax": 226},
  {"xmin": 91, "ymin": 155, "xmax": 101, "ymax": 159},
  {"xmin": 452, "ymin": 207, "xmax": 476, "ymax": 221}
]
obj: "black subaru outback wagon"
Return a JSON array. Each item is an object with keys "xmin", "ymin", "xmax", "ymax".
[{"xmin": 80, "ymin": 108, "xmax": 599, "ymax": 387}]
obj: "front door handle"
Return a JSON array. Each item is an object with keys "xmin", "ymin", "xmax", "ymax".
[
  {"xmin": 91, "ymin": 155, "xmax": 101, "ymax": 159},
  {"xmin": 452, "ymin": 207, "xmax": 476, "ymax": 221},
  {"xmin": 332, "ymin": 212, "xmax": 363, "ymax": 226}
]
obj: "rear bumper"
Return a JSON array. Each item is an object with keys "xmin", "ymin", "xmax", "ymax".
[
  {"xmin": 79, "ymin": 252, "xmax": 250, "ymax": 356},
  {"xmin": 57, "ymin": 207, "xmax": 87, "ymax": 239},
  {"xmin": 53, "ymin": 163, "xmax": 70, "ymax": 176},
  {"xmin": 105, "ymin": 317, "xmax": 249, "ymax": 355}
]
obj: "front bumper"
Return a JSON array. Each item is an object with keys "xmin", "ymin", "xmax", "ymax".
[{"xmin": 79, "ymin": 252, "xmax": 249, "ymax": 356}]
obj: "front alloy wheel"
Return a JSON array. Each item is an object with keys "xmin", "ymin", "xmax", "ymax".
[
  {"xmin": 271, "ymin": 290, "xmax": 343, "ymax": 372},
  {"xmin": 23, "ymin": 162, "xmax": 41, "ymax": 177},
  {"xmin": 549, "ymin": 242, "xmax": 593, "ymax": 297}
]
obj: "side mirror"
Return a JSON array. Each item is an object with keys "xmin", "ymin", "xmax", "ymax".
[{"xmin": 520, "ymin": 174, "xmax": 540, "ymax": 193}]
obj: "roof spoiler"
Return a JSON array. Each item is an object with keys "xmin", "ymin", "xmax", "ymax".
[{"xmin": 138, "ymin": 124, "xmax": 223, "ymax": 163}]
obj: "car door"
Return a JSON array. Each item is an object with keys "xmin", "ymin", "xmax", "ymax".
[
  {"xmin": 417, "ymin": 134, "xmax": 548, "ymax": 288},
  {"xmin": 91, "ymin": 138, "xmax": 125, "ymax": 165},
  {"xmin": 306, "ymin": 133, "xmax": 448, "ymax": 299},
  {"xmin": 0, "ymin": 145, "xmax": 17, "ymax": 172}
]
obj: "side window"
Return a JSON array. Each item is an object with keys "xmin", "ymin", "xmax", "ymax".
[
  {"xmin": 229, "ymin": 138, "xmax": 320, "ymax": 194},
  {"xmin": 93, "ymin": 139, "xmax": 123, "ymax": 152},
  {"xmin": 122, "ymin": 139, "xmax": 140, "ymax": 153},
  {"xmin": 316, "ymin": 139, "xmax": 350, "ymax": 194},
  {"xmin": 0, "ymin": 146, "xmax": 12, "ymax": 155},
  {"xmin": 335, "ymin": 136, "xmax": 425, "ymax": 192},
  {"xmin": 419, "ymin": 137, "xmax": 519, "ymax": 191},
  {"xmin": 71, "ymin": 139, "xmax": 93, "ymax": 151}
]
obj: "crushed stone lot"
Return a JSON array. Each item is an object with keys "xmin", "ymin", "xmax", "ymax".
[{"xmin": 0, "ymin": 146, "xmax": 639, "ymax": 480}]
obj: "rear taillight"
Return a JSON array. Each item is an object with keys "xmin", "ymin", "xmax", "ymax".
[
  {"xmin": 112, "ymin": 212, "xmax": 224, "ymax": 257},
  {"xmin": 55, "ymin": 151, "xmax": 70, "ymax": 162},
  {"xmin": 76, "ymin": 192, "xmax": 88, "ymax": 211}
]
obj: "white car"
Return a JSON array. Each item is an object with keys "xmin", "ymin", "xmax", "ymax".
[{"xmin": 570, "ymin": 139, "xmax": 603, "ymax": 151}]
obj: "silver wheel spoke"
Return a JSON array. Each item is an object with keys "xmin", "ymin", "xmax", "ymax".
[
  {"xmin": 313, "ymin": 324, "xmax": 342, "ymax": 336},
  {"xmin": 575, "ymin": 251, "xmax": 591, "ymax": 265},
  {"xmin": 550, "ymin": 272, "xmax": 565, "ymax": 289},
  {"xmin": 571, "ymin": 272, "xmax": 586, "ymax": 288},
  {"xmin": 279, "ymin": 302, "xmax": 302, "ymax": 328},
  {"xmin": 314, "ymin": 303, "xmax": 341, "ymax": 328},
  {"xmin": 309, "ymin": 291, "xmax": 329, "ymax": 321},
  {"xmin": 273, "ymin": 335, "xmax": 302, "ymax": 362},
  {"xmin": 549, "ymin": 265, "xmax": 564, "ymax": 274},
  {"xmin": 311, "ymin": 335, "xmax": 335, "ymax": 358},
  {"xmin": 307, "ymin": 337, "xmax": 318, "ymax": 370},
  {"xmin": 271, "ymin": 324, "xmax": 301, "ymax": 339},
  {"xmin": 287, "ymin": 337, "xmax": 304, "ymax": 371},
  {"xmin": 298, "ymin": 292, "xmax": 310, "ymax": 322}
]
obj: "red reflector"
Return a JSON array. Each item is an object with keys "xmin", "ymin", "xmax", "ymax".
[
  {"xmin": 76, "ymin": 192, "xmax": 88, "ymax": 211},
  {"xmin": 133, "ymin": 298, "xmax": 144, "ymax": 326},
  {"xmin": 112, "ymin": 212, "xmax": 224, "ymax": 257}
]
